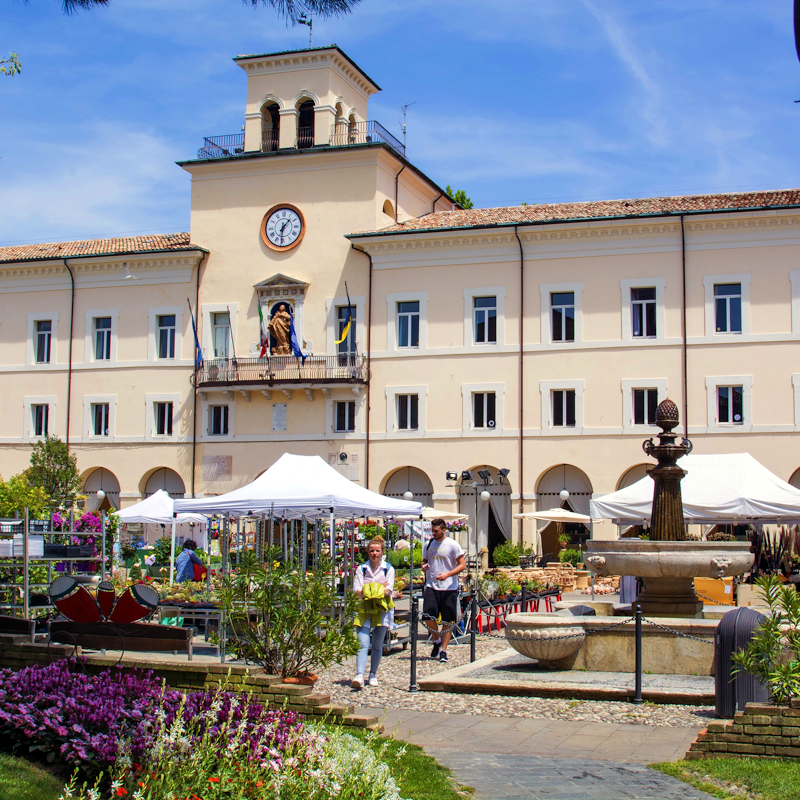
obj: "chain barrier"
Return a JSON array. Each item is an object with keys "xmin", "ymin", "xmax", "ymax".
[
  {"xmin": 695, "ymin": 590, "xmax": 736, "ymax": 607},
  {"xmin": 641, "ymin": 616, "xmax": 715, "ymax": 646}
]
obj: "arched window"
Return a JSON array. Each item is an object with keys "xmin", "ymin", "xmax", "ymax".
[
  {"xmin": 83, "ymin": 467, "xmax": 121, "ymax": 512},
  {"xmin": 382, "ymin": 199, "xmax": 395, "ymax": 218},
  {"xmin": 261, "ymin": 103, "xmax": 280, "ymax": 152},
  {"xmin": 297, "ymin": 100, "xmax": 315, "ymax": 148},
  {"xmin": 144, "ymin": 467, "xmax": 186, "ymax": 499}
]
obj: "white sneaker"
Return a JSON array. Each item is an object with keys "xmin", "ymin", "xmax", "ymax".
[
  {"xmin": 351, "ymin": 674, "xmax": 364, "ymax": 689},
  {"xmin": 368, "ymin": 674, "xmax": 379, "ymax": 687}
]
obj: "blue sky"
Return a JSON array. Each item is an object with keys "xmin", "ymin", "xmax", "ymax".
[{"xmin": 1, "ymin": 0, "xmax": 798, "ymax": 245}]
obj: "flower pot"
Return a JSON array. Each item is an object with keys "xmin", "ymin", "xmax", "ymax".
[{"xmin": 284, "ymin": 673, "xmax": 318, "ymax": 685}]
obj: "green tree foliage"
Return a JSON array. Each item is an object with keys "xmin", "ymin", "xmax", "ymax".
[
  {"xmin": 27, "ymin": 436, "xmax": 82, "ymax": 509},
  {"xmin": 0, "ymin": 474, "xmax": 50, "ymax": 519},
  {"xmin": 445, "ymin": 185, "xmax": 474, "ymax": 209},
  {"xmin": 1, "ymin": 53, "xmax": 21, "ymax": 77},
  {"xmin": 62, "ymin": 0, "xmax": 358, "ymax": 19}
]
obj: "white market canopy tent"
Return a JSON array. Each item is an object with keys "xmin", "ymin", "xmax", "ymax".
[
  {"xmin": 590, "ymin": 453, "xmax": 800, "ymax": 525},
  {"xmin": 173, "ymin": 453, "xmax": 423, "ymax": 519},
  {"xmin": 117, "ymin": 489, "xmax": 209, "ymax": 549}
]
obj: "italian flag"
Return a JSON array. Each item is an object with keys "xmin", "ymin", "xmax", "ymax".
[{"xmin": 258, "ymin": 304, "xmax": 268, "ymax": 357}]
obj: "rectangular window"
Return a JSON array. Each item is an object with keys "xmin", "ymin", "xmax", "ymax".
[
  {"xmin": 157, "ymin": 315, "xmax": 176, "ymax": 359},
  {"xmin": 714, "ymin": 284, "xmax": 742, "ymax": 334},
  {"xmin": 335, "ymin": 400, "xmax": 356, "ymax": 432},
  {"xmin": 550, "ymin": 292, "xmax": 575, "ymax": 342},
  {"xmin": 397, "ymin": 301, "xmax": 420, "ymax": 348},
  {"xmin": 397, "ymin": 394, "xmax": 419, "ymax": 430},
  {"xmin": 633, "ymin": 388, "xmax": 659, "ymax": 425},
  {"xmin": 94, "ymin": 317, "xmax": 112, "ymax": 361},
  {"xmin": 154, "ymin": 401, "xmax": 173, "ymax": 436},
  {"xmin": 472, "ymin": 392, "xmax": 496, "ymax": 429},
  {"xmin": 631, "ymin": 287, "xmax": 657, "ymax": 338},
  {"xmin": 473, "ymin": 296, "xmax": 497, "ymax": 344},
  {"xmin": 35, "ymin": 320, "xmax": 52, "ymax": 364},
  {"xmin": 552, "ymin": 390, "xmax": 576, "ymax": 427},
  {"xmin": 209, "ymin": 404, "xmax": 229, "ymax": 435},
  {"xmin": 337, "ymin": 306, "xmax": 357, "ymax": 354},
  {"xmin": 32, "ymin": 404, "xmax": 49, "ymax": 437},
  {"xmin": 718, "ymin": 385, "xmax": 744, "ymax": 425},
  {"xmin": 91, "ymin": 403, "xmax": 110, "ymax": 437},
  {"xmin": 212, "ymin": 312, "xmax": 230, "ymax": 358}
]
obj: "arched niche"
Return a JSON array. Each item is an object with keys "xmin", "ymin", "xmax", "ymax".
[
  {"xmin": 382, "ymin": 199, "xmax": 395, "ymax": 218},
  {"xmin": 82, "ymin": 467, "xmax": 121, "ymax": 512},
  {"xmin": 617, "ymin": 463, "xmax": 650, "ymax": 490},
  {"xmin": 143, "ymin": 467, "xmax": 186, "ymax": 499},
  {"xmin": 381, "ymin": 466, "xmax": 433, "ymax": 508},
  {"xmin": 456, "ymin": 464, "xmax": 513, "ymax": 556},
  {"xmin": 535, "ymin": 464, "xmax": 593, "ymax": 556}
]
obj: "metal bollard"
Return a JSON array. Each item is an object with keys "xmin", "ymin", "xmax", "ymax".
[
  {"xmin": 409, "ymin": 592, "xmax": 419, "ymax": 692},
  {"xmin": 633, "ymin": 604, "xmax": 643, "ymax": 704},
  {"xmin": 521, "ymin": 581, "xmax": 528, "ymax": 613},
  {"xmin": 470, "ymin": 591, "xmax": 478, "ymax": 663}
]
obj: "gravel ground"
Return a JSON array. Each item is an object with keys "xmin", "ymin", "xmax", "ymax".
[{"xmin": 314, "ymin": 636, "xmax": 717, "ymax": 728}]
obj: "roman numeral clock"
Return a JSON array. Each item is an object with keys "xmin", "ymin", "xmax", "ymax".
[{"xmin": 260, "ymin": 203, "xmax": 305, "ymax": 251}]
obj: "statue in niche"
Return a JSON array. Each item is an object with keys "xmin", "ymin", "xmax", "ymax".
[{"xmin": 268, "ymin": 303, "xmax": 292, "ymax": 355}]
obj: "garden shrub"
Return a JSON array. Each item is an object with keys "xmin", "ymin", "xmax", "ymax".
[
  {"xmin": 558, "ymin": 548, "xmax": 582, "ymax": 566},
  {"xmin": 492, "ymin": 542, "xmax": 520, "ymax": 566}
]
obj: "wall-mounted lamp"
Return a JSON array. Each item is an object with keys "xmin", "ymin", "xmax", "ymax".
[
  {"xmin": 461, "ymin": 470, "xmax": 473, "ymax": 482},
  {"xmin": 445, "ymin": 471, "xmax": 458, "ymax": 482},
  {"xmin": 497, "ymin": 468, "xmax": 511, "ymax": 485},
  {"xmin": 477, "ymin": 469, "xmax": 491, "ymax": 484}
]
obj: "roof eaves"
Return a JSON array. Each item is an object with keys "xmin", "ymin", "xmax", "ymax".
[{"xmin": 0, "ymin": 245, "xmax": 209, "ymax": 266}]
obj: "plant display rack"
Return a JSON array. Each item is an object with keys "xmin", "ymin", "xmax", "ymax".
[{"xmin": 0, "ymin": 509, "xmax": 108, "ymax": 619}]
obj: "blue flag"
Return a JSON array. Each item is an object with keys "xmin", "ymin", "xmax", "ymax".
[
  {"xmin": 187, "ymin": 298, "xmax": 202, "ymax": 369},
  {"xmin": 290, "ymin": 315, "xmax": 306, "ymax": 364}
]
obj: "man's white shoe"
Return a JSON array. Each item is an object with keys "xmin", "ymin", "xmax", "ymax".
[
  {"xmin": 368, "ymin": 675, "xmax": 379, "ymax": 687},
  {"xmin": 351, "ymin": 674, "xmax": 364, "ymax": 689}
]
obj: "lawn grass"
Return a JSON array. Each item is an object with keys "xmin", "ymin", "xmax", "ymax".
[
  {"xmin": 0, "ymin": 752, "xmax": 66, "ymax": 800},
  {"xmin": 653, "ymin": 757, "xmax": 800, "ymax": 800}
]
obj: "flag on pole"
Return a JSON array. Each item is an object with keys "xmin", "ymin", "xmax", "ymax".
[
  {"xmin": 290, "ymin": 315, "xmax": 307, "ymax": 364},
  {"xmin": 334, "ymin": 282, "xmax": 353, "ymax": 345},
  {"xmin": 187, "ymin": 298, "xmax": 202, "ymax": 369},
  {"xmin": 258, "ymin": 303, "xmax": 268, "ymax": 357}
]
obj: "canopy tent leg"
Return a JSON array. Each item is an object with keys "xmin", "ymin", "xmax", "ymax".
[{"xmin": 168, "ymin": 518, "xmax": 177, "ymax": 586}]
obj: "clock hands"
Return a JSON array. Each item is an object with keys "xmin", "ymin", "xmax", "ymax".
[{"xmin": 278, "ymin": 219, "xmax": 290, "ymax": 244}]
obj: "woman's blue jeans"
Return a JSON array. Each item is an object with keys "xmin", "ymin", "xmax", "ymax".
[{"xmin": 355, "ymin": 622, "xmax": 388, "ymax": 677}]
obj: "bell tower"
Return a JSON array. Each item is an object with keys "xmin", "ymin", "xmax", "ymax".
[{"xmin": 235, "ymin": 45, "xmax": 381, "ymax": 152}]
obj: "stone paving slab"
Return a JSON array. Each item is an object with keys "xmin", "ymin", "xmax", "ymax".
[{"xmin": 425, "ymin": 750, "xmax": 716, "ymax": 800}]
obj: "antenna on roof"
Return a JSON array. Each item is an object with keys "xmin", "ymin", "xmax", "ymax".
[
  {"xmin": 400, "ymin": 101, "xmax": 416, "ymax": 151},
  {"xmin": 298, "ymin": 14, "xmax": 312, "ymax": 47}
]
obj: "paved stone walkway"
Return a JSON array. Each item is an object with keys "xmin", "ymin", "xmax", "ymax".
[{"xmin": 357, "ymin": 707, "xmax": 714, "ymax": 800}]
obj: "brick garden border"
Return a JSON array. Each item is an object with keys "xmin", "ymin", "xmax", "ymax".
[{"xmin": 686, "ymin": 699, "xmax": 800, "ymax": 759}]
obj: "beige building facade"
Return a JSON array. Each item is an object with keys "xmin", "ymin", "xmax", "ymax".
[{"xmin": 3, "ymin": 45, "xmax": 800, "ymax": 554}]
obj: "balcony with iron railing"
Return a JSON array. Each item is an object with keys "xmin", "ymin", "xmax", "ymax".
[
  {"xmin": 192, "ymin": 354, "xmax": 368, "ymax": 389},
  {"xmin": 196, "ymin": 120, "xmax": 405, "ymax": 160}
]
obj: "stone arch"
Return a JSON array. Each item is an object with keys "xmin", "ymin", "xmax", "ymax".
[
  {"xmin": 82, "ymin": 467, "xmax": 121, "ymax": 512},
  {"xmin": 257, "ymin": 93, "xmax": 284, "ymax": 110},
  {"xmin": 259, "ymin": 97, "xmax": 282, "ymax": 152},
  {"xmin": 292, "ymin": 90, "xmax": 320, "ymax": 107},
  {"xmin": 381, "ymin": 466, "xmax": 433, "ymax": 508},
  {"xmin": 790, "ymin": 468, "xmax": 800, "ymax": 490},
  {"xmin": 535, "ymin": 464, "xmax": 593, "ymax": 556},
  {"xmin": 457, "ymin": 464, "xmax": 513, "ymax": 556},
  {"xmin": 617, "ymin": 463, "xmax": 650, "ymax": 490},
  {"xmin": 142, "ymin": 467, "xmax": 186, "ymax": 499}
]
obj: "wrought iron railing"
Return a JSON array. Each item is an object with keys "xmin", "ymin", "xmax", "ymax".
[
  {"xmin": 193, "ymin": 354, "xmax": 368, "ymax": 388},
  {"xmin": 261, "ymin": 130, "xmax": 279, "ymax": 152},
  {"xmin": 329, "ymin": 120, "xmax": 405, "ymax": 158},
  {"xmin": 296, "ymin": 127, "xmax": 315, "ymax": 149},
  {"xmin": 197, "ymin": 133, "xmax": 245, "ymax": 159}
]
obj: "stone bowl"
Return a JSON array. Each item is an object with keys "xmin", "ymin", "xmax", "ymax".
[
  {"xmin": 504, "ymin": 612, "xmax": 586, "ymax": 669},
  {"xmin": 584, "ymin": 540, "xmax": 754, "ymax": 579}
]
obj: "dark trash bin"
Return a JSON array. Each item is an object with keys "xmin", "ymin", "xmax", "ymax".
[{"xmin": 715, "ymin": 606, "xmax": 769, "ymax": 718}]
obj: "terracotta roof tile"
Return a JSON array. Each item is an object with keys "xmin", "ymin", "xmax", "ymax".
[
  {"xmin": 0, "ymin": 233, "xmax": 201, "ymax": 264},
  {"xmin": 349, "ymin": 189, "xmax": 800, "ymax": 238}
]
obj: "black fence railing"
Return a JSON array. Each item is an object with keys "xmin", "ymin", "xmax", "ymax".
[
  {"xmin": 193, "ymin": 354, "xmax": 368, "ymax": 388},
  {"xmin": 296, "ymin": 127, "xmax": 315, "ymax": 149},
  {"xmin": 261, "ymin": 130, "xmax": 279, "ymax": 152},
  {"xmin": 197, "ymin": 133, "xmax": 245, "ymax": 159},
  {"xmin": 329, "ymin": 120, "xmax": 405, "ymax": 158}
]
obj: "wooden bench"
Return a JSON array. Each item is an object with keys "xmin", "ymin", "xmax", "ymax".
[{"xmin": 50, "ymin": 621, "xmax": 194, "ymax": 660}]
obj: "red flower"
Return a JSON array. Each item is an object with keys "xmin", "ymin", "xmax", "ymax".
[
  {"xmin": 116, "ymin": 789, "xmax": 128, "ymax": 797},
  {"xmin": 208, "ymin": 777, "xmax": 220, "ymax": 783}
]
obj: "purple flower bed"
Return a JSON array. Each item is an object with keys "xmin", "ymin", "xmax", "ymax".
[{"xmin": 0, "ymin": 659, "xmax": 304, "ymax": 772}]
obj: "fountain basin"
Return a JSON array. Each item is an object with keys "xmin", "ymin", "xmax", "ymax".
[
  {"xmin": 585, "ymin": 540, "xmax": 754, "ymax": 616},
  {"xmin": 504, "ymin": 613, "xmax": 585, "ymax": 669}
]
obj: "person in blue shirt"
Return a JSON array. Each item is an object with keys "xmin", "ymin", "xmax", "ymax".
[{"xmin": 175, "ymin": 539, "xmax": 206, "ymax": 583}]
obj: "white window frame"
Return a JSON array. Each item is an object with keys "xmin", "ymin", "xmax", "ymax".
[
  {"xmin": 22, "ymin": 396, "xmax": 57, "ymax": 443},
  {"xmin": 386, "ymin": 292, "xmax": 428, "ymax": 352},
  {"xmin": 325, "ymin": 294, "xmax": 365, "ymax": 355},
  {"xmin": 620, "ymin": 278, "xmax": 666, "ymax": 343},
  {"xmin": 201, "ymin": 303, "xmax": 238, "ymax": 361},
  {"xmin": 385, "ymin": 385, "xmax": 427, "ymax": 438},
  {"xmin": 463, "ymin": 287, "xmax": 506, "ymax": 347},
  {"xmin": 551, "ymin": 388, "xmax": 577, "ymax": 429},
  {"xmin": 26, "ymin": 312, "xmax": 58, "ymax": 366},
  {"xmin": 145, "ymin": 393, "xmax": 180, "ymax": 441},
  {"xmin": 540, "ymin": 379, "xmax": 585, "ymax": 435},
  {"xmin": 148, "ymin": 306, "xmax": 183, "ymax": 362},
  {"xmin": 793, "ymin": 374, "xmax": 800, "ymax": 430},
  {"xmin": 84, "ymin": 309, "xmax": 119, "ymax": 364},
  {"xmin": 334, "ymin": 399, "xmax": 357, "ymax": 432},
  {"xmin": 83, "ymin": 394, "xmax": 117, "ymax": 441},
  {"xmin": 461, "ymin": 383, "xmax": 505, "ymax": 435},
  {"xmin": 705, "ymin": 376, "xmax": 753, "ymax": 432},
  {"xmin": 200, "ymin": 395, "xmax": 236, "ymax": 440},
  {"xmin": 325, "ymin": 391, "xmax": 363, "ymax": 437},
  {"xmin": 703, "ymin": 274, "xmax": 750, "ymax": 338},
  {"xmin": 620, "ymin": 379, "xmax": 669, "ymax": 433},
  {"xmin": 540, "ymin": 282, "xmax": 582, "ymax": 345}
]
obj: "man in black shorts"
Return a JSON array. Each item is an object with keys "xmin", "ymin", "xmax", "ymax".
[{"xmin": 422, "ymin": 519, "xmax": 466, "ymax": 663}]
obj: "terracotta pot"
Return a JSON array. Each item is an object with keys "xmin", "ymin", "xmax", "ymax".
[{"xmin": 284, "ymin": 673, "xmax": 318, "ymax": 685}]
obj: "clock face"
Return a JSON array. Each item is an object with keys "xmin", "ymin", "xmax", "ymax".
[{"xmin": 261, "ymin": 205, "xmax": 305, "ymax": 251}]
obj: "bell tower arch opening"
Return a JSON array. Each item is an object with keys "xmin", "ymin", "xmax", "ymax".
[
  {"xmin": 261, "ymin": 102, "xmax": 280, "ymax": 152},
  {"xmin": 297, "ymin": 99, "xmax": 315, "ymax": 148}
]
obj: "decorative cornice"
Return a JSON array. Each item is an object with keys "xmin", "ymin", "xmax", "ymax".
[{"xmin": 0, "ymin": 252, "xmax": 203, "ymax": 280}]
